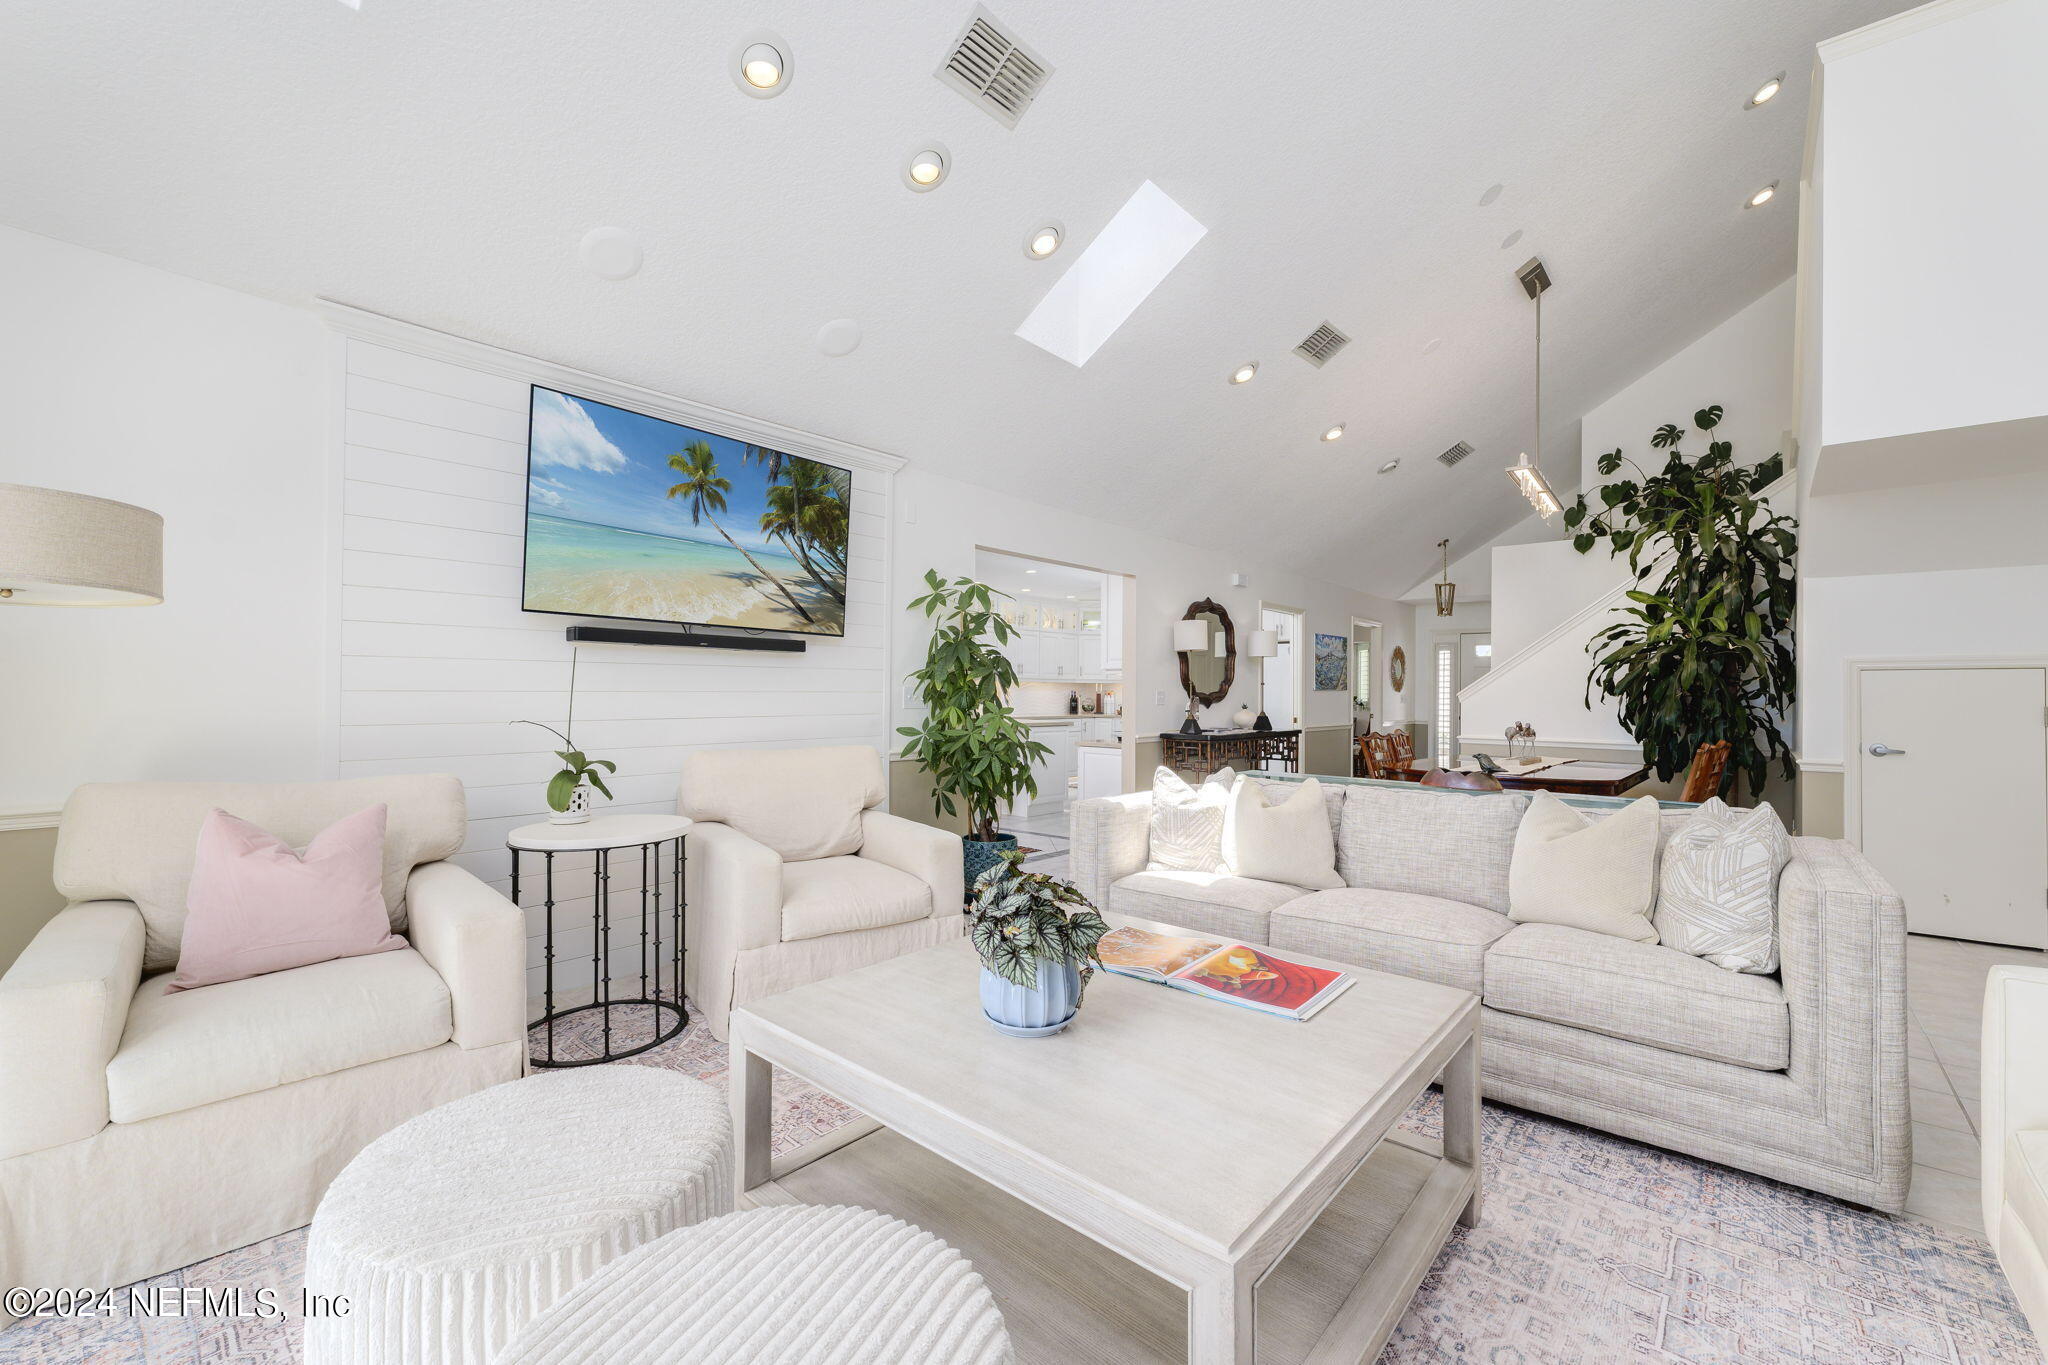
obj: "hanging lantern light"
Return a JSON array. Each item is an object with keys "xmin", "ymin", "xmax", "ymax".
[{"xmin": 1434, "ymin": 538, "xmax": 1456, "ymax": 617}]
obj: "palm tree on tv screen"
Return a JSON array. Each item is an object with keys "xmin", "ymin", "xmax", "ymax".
[
  {"xmin": 760, "ymin": 460, "xmax": 850, "ymax": 605},
  {"xmin": 664, "ymin": 441, "xmax": 815, "ymax": 625}
]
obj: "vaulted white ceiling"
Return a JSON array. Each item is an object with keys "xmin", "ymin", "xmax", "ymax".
[{"xmin": 0, "ymin": 0, "xmax": 1913, "ymax": 596}]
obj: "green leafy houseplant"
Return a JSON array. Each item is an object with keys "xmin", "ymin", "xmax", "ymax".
[
  {"xmin": 512, "ymin": 651, "xmax": 617, "ymax": 815},
  {"xmin": 969, "ymin": 851, "xmax": 1110, "ymax": 990},
  {"xmin": 897, "ymin": 571, "xmax": 1051, "ymax": 843},
  {"xmin": 1561, "ymin": 405, "xmax": 1797, "ymax": 801}
]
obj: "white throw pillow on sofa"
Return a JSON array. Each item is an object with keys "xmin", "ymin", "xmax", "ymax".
[
  {"xmin": 1146, "ymin": 766, "xmax": 1235, "ymax": 873},
  {"xmin": 1222, "ymin": 777, "xmax": 1343, "ymax": 890},
  {"xmin": 1653, "ymin": 797, "xmax": 1792, "ymax": 973},
  {"xmin": 1508, "ymin": 792, "xmax": 1662, "ymax": 942}
]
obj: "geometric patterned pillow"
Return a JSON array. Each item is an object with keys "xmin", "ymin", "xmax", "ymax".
[
  {"xmin": 1652, "ymin": 797, "xmax": 1793, "ymax": 974},
  {"xmin": 1145, "ymin": 765, "xmax": 1234, "ymax": 873}
]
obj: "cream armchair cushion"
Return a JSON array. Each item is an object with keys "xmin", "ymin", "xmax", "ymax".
[
  {"xmin": 54, "ymin": 775, "xmax": 466, "ymax": 972},
  {"xmin": 679, "ymin": 747, "xmax": 884, "ymax": 861},
  {"xmin": 782, "ymin": 857, "xmax": 932, "ymax": 941},
  {"xmin": 106, "ymin": 950, "xmax": 453, "ymax": 1124}
]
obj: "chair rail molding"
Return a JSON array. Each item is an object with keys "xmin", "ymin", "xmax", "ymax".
[{"xmin": 0, "ymin": 808, "xmax": 62, "ymax": 833}]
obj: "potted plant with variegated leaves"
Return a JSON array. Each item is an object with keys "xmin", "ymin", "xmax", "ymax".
[{"xmin": 969, "ymin": 850, "xmax": 1109, "ymax": 1038}]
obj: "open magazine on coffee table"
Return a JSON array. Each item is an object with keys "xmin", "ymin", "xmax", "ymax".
[{"xmin": 1097, "ymin": 926, "xmax": 1354, "ymax": 1021}]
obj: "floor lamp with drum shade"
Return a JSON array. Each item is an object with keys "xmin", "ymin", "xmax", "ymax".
[{"xmin": 0, "ymin": 484, "xmax": 164, "ymax": 607}]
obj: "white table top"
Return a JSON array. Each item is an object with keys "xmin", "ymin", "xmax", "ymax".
[
  {"xmin": 507, "ymin": 813, "xmax": 693, "ymax": 851},
  {"xmin": 734, "ymin": 914, "xmax": 1475, "ymax": 1256}
]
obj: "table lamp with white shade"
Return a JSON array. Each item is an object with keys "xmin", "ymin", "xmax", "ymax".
[
  {"xmin": 1172, "ymin": 616, "xmax": 1210, "ymax": 734},
  {"xmin": 1247, "ymin": 629, "xmax": 1279, "ymax": 731},
  {"xmin": 0, "ymin": 484, "xmax": 164, "ymax": 607}
]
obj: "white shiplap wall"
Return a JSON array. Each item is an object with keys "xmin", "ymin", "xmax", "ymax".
[{"xmin": 331, "ymin": 321, "xmax": 896, "ymax": 1007}]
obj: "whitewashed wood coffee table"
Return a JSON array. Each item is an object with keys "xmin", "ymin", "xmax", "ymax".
[{"xmin": 728, "ymin": 916, "xmax": 1479, "ymax": 1365}]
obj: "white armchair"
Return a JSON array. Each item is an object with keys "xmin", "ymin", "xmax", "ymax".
[
  {"xmin": 1983, "ymin": 964, "xmax": 2048, "ymax": 1335},
  {"xmin": 679, "ymin": 746, "xmax": 963, "ymax": 1038},
  {"xmin": 0, "ymin": 776, "xmax": 526, "ymax": 1299}
]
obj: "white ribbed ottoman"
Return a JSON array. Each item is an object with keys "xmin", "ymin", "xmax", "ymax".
[
  {"xmin": 302, "ymin": 1067, "xmax": 733, "ymax": 1365},
  {"xmin": 499, "ymin": 1204, "xmax": 1016, "ymax": 1365}
]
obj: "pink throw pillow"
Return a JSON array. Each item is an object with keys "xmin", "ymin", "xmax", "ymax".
[{"xmin": 167, "ymin": 805, "xmax": 405, "ymax": 992}]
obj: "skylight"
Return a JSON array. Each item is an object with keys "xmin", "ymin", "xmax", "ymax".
[{"xmin": 1014, "ymin": 181, "xmax": 1207, "ymax": 367}]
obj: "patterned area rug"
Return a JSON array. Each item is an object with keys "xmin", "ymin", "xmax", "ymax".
[{"xmin": 3, "ymin": 1002, "xmax": 2035, "ymax": 1364}]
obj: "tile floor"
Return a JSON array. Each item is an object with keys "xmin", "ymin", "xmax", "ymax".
[
  {"xmin": 999, "ymin": 807, "xmax": 1072, "ymax": 866},
  {"xmin": 1900, "ymin": 932, "xmax": 2043, "ymax": 1238}
]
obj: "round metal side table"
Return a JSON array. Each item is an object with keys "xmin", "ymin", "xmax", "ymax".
[{"xmin": 508, "ymin": 813, "xmax": 692, "ymax": 1068}]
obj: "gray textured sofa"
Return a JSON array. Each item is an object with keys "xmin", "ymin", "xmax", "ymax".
[{"xmin": 1071, "ymin": 772, "xmax": 1910, "ymax": 1211}]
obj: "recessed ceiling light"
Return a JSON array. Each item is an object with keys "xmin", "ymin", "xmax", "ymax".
[
  {"xmin": 1024, "ymin": 568, "xmax": 1037, "ymax": 574},
  {"xmin": 1500, "ymin": 229, "xmax": 1523, "ymax": 251},
  {"xmin": 1321, "ymin": 424, "xmax": 1346, "ymax": 442},
  {"xmin": 1746, "ymin": 73, "xmax": 1784, "ymax": 109},
  {"xmin": 1378, "ymin": 459, "xmax": 1400, "ymax": 474},
  {"xmin": 1422, "ymin": 338, "xmax": 1442, "ymax": 355},
  {"xmin": 1478, "ymin": 183, "xmax": 1503, "ymax": 207},
  {"xmin": 1746, "ymin": 182, "xmax": 1778, "ymax": 209},
  {"xmin": 1066, "ymin": 595, "xmax": 1076, "ymax": 600},
  {"xmin": 1020, "ymin": 587, "xmax": 1031, "ymax": 593},
  {"xmin": 1025, "ymin": 223, "xmax": 1063, "ymax": 259},
  {"xmin": 730, "ymin": 33, "xmax": 793, "ymax": 98},
  {"xmin": 1229, "ymin": 361, "xmax": 1258, "ymax": 385},
  {"xmin": 904, "ymin": 146, "xmax": 949, "ymax": 192}
]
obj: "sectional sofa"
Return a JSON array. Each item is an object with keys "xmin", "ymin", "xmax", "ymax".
[{"xmin": 1071, "ymin": 771, "xmax": 1910, "ymax": 1211}]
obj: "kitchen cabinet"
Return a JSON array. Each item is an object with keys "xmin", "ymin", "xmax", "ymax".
[
  {"xmin": 1044, "ymin": 632, "xmax": 1081, "ymax": 679},
  {"xmin": 1005, "ymin": 626, "xmax": 1110, "ymax": 682},
  {"xmin": 1100, "ymin": 577, "xmax": 1124, "ymax": 678},
  {"xmin": 1005, "ymin": 629, "xmax": 1041, "ymax": 679},
  {"xmin": 1077, "ymin": 744, "xmax": 1124, "ymax": 802},
  {"xmin": 1025, "ymin": 720, "xmax": 1078, "ymax": 811},
  {"xmin": 1080, "ymin": 633, "xmax": 1103, "ymax": 678}
]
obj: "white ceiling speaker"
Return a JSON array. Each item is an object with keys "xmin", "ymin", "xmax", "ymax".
[
  {"xmin": 1320, "ymin": 424, "xmax": 1345, "ymax": 442},
  {"xmin": 1746, "ymin": 73, "xmax": 1784, "ymax": 109},
  {"xmin": 1746, "ymin": 182, "xmax": 1778, "ymax": 209},
  {"xmin": 904, "ymin": 144, "xmax": 950, "ymax": 193},
  {"xmin": 1228, "ymin": 361, "xmax": 1258, "ymax": 385},
  {"xmin": 731, "ymin": 32, "xmax": 793, "ymax": 98},
  {"xmin": 1023, "ymin": 222, "xmax": 1063, "ymax": 259},
  {"xmin": 816, "ymin": 319, "xmax": 862, "ymax": 357},
  {"xmin": 578, "ymin": 227, "xmax": 643, "ymax": 281}
]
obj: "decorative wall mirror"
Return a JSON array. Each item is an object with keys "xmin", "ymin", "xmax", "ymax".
[
  {"xmin": 1389, "ymin": 645, "xmax": 1407, "ymax": 694},
  {"xmin": 1178, "ymin": 598, "xmax": 1237, "ymax": 706}
]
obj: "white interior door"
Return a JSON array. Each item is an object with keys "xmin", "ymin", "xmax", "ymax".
[
  {"xmin": 1858, "ymin": 666, "xmax": 2048, "ymax": 948},
  {"xmin": 1261, "ymin": 607, "xmax": 1302, "ymax": 727}
]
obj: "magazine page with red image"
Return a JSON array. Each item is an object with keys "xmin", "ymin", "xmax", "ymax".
[{"xmin": 1169, "ymin": 943, "xmax": 1352, "ymax": 1019}]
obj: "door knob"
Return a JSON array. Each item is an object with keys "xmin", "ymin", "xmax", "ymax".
[{"xmin": 1867, "ymin": 743, "xmax": 1907, "ymax": 757}]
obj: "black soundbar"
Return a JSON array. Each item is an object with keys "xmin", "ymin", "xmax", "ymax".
[{"xmin": 564, "ymin": 624, "xmax": 806, "ymax": 653}]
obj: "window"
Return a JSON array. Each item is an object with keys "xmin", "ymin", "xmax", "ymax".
[
  {"xmin": 1435, "ymin": 642, "xmax": 1456, "ymax": 767},
  {"xmin": 1354, "ymin": 642, "xmax": 1371, "ymax": 709}
]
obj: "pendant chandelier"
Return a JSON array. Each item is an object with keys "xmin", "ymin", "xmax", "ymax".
[
  {"xmin": 1434, "ymin": 538, "xmax": 1456, "ymax": 616},
  {"xmin": 1506, "ymin": 257, "xmax": 1562, "ymax": 519}
]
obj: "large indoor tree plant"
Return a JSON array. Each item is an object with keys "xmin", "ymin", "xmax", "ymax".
[
  {"xmin": 898, "ymin": 570, "xmax": 1052, "ymax": 883},
  {"xmin": 1562, "ymin": 405, "xmax": 1797, "ymax": 802}
]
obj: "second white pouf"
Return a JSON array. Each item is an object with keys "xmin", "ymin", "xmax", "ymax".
[{"xmin": 302, "ymin": 1067, "xmax": 733, "ymax": 1365}]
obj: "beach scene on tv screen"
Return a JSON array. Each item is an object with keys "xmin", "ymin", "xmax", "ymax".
[{"xmin": 523, "ymin": 387, "xmax": 850, "ymax": 635}]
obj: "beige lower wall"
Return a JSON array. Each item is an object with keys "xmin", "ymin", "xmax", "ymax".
[
  {"xmin": 1302, "ymin": 725, "xmax": 1353, "ymax": 777},
  {"xmin": 886, "ymin": 757, "xmax": 971, "ymax": 836},
  {"xmin": 0, "ymin": 825, "xmax": 64, "ymax": 975},
  {"xmin": 1799, "ymin": 768, "xmax": 1845, "ymax": 839}
]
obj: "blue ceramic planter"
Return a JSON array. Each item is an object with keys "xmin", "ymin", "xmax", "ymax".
[
  {"xmin": 980, "ymin": 958, "xmax": 1081, "ymax": 1038},
  {"xmin": 963, "ymin": 835, "xmax": 1020, "ymax": 891}
]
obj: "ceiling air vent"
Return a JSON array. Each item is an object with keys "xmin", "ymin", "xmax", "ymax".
[
  {"xmin": 937, "ymin": 7, "xmax": 1053, "ymax": 129},
  {"xmin": 1436, "ymin": 440, "xmax": 1475, "ymax": 468},
  {"xmin": 1293, "ymin": 322, "xmax": 1350, "ymax": 367}
]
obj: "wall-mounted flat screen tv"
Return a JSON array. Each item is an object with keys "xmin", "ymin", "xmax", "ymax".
[{"xmin": 521, "ymin": 386, "xmax": 850, "ymax": 637}]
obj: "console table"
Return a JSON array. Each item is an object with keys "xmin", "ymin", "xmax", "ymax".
[
  {"xmin": 1159, "ymin": 728, "xmax": 1300, "ymax": 775},
  {"xmin": 508, "ymin": 813, "xmax": 692, "ymax": 1068}
]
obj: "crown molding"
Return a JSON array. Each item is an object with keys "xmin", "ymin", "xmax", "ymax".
[
  {"xmin": 1818, "ymin": 0, "xmax": 2014, "ymax": 63},
  {"xmin": 315, "ymin": 299, "xmax": 907, "ymax": 477}
]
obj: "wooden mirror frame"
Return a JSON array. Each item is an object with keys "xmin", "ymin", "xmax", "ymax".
[
  {"xmin": 1177, "ymin": 598, "xmax": 1237, "ymax": 707},
  {"xmin": 1389, "ymin": 645, "xmax": 1407, "ymax": 693}
]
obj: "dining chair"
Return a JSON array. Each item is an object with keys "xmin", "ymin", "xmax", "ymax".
[
  {"xmin": 1360, "ymin": 732, "xmax": 1399, "ymax": 780},
  {"xmin": 1420, "ymin": 768, "xmax": 1505, "ymax": 792},
  {"xmin": 1679, "ymin": 740, "xmax": 1732, "ymax": 803},
  {"xmin": 1389, "ymin": 730, "xmax": 1415, "ymax": 766}
]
